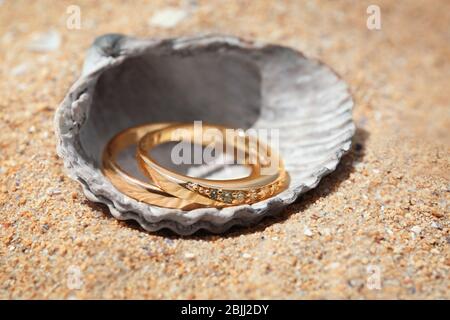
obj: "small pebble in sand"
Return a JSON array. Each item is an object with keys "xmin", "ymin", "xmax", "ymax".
[
  {"xmin": 430, "ymin": 221, "xmax": 442, "ymax": 230},
  {"xmin": 303, "ymin": 227, "xmax": 313, "ymax": 237},
  {"xmin": 327, "ymin": 262, "xmax": 340, "ymax": 270},
  {"xmin": 432, "ymin": 210, "xmax": 444, "ymax": 218},
  {"xmin": 242, "ymin": 253, "xmax": 251, "ymax": 259},
  {"xmin": 28, "ymin": 30, "xmax": 61, "ymax": 52},
  {"xmin": 319, "ymin": 227, "xmax": 332, "ymax": 236},
  {"xmin": 149, "ymin": 8, "xmax": 188, "ymax": 28},
  {"xmin": 47, "ymin": 188, "xmax": 62, "ymax": 196},
  {"xmin": 164, "ymin": 238, "xmax": 174, "ymax": 246},
  {"xmin": 410, "ymin": 226, "xmax": 422, "ymax": 235},
  {"xmin": 184, "ymin": 252, "xmax": 195, "ymax": 259}
]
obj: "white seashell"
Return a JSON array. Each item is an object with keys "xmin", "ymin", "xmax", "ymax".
[{"xmin": 54, "ymin": 34, "xmax": 355, "ymax": 235}]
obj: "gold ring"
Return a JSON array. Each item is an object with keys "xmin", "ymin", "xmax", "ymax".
[
  {"xmin": 102, "ymin": 123, "xmax": 269, "ymax": 208},
  {"xmin": 102, "ymin": 123, "xmax": 205, "ymax": 209},
  {"xmin": 137, "ymin": 123, "xmax": 289, "ymax": 206}
]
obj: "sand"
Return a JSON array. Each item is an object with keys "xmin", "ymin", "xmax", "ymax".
[{"xmin": 0, "ymin": 0, "xmax": 449, "ymax": 299}]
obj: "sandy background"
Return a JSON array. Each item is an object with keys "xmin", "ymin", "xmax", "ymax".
[{"xmin": 0, "ymin": 0, "xmax": 449, "ymax": 299}]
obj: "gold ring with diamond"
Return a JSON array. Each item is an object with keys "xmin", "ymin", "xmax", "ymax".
[
  {"xmin": 102, "ymin": 123, "xmax": 274, "ymax": 208},
  {"xmin": 136, "ymin": 123, "xmax": 289, "ymax": 206}
]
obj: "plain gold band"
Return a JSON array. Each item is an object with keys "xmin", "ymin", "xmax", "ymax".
[{"xmin": 102, "ymin": 123, "xmax": 205, "ymax": 209}]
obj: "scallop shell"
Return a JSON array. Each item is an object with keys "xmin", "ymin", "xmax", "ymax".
[{"xmin": 55, "ymin": 34, "xmax": 355, "ymax": 235}]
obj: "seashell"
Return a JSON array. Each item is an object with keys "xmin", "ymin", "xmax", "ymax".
[{"xmin": 55, "ymin": 34, "xmax": 355, "ymax": 235}]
